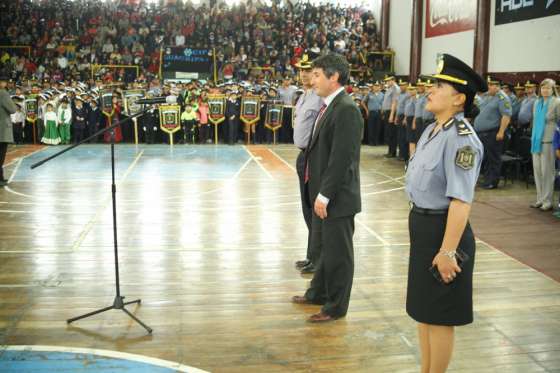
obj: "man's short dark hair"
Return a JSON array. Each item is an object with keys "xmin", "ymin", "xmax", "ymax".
[{"xmin": 312, "ymin": 54, "xmax": 350, "ymax": 86}]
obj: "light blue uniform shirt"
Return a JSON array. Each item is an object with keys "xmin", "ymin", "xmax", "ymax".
[
  {"xmin": 518, "ymin": 94, "xmax": 537, "ymax": 125},
  {"xmin": 396, "ymin": 92, "xmax": 409, "ymax": 116},
  {"xmin": 510, "ymin": 93, "xmax": 520, "ymax": 120},
  {"xmin": 278, "ymin": 85, "xmax": 298, "ymax": 106},
  {"xmin": 473, "ymin": 90, "xmax": 512, "ymax": 132},
  {"xmin": 475, "ymin": 93, "xmax": 489, "ymax": 111},
  {"xmin": 293, "ymin": 88, "xmax": 323, "ymax": 149},
  {"xmin": 414, "ymin": 94, "xmax": 427, "ymax": 118},
  {"xmin": 365, "ymin": 92, "xmax": 384, "ymax": 112},
  {"xmin": 405, "ymin": 115, "xmax": 484, "ymax": 209},
  {"xmin": 382, "ymin": 84, "xmax": 400, "ymax": 111},
  {"xmin": 404, "ymin": 96, "xmax": 416, "ymax": 117}
]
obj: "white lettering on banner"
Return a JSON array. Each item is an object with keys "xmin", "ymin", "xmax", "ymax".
[
  {"xmin": 430, "ymin": 0, "xmax": 476, "ymax": 28},
  {"xmin": 500, "ymin": 0, "xmax": 534, "ymax": 12}
]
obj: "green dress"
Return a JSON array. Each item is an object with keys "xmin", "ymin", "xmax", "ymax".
[{"xmin": 41, "ymin": 111, "xmax": 61, "ymax": 145}]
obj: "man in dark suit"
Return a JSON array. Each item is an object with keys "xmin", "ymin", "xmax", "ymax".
[
  {"xmin": 292, "ymin": 54, "xmax": 363, "ymax": 323},
  {"xmin": 0, "ymin": 75, "xmax": 18, "ymax": 187}
]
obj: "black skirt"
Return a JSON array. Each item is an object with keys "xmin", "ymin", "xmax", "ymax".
[{"xmin": 406, "ymin": 209, "xmax": 476, "ymax": 326}]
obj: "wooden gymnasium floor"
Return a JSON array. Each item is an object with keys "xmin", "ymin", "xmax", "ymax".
[{"xmin": 0, "ymin": 144, "xmax": 559, "ymax": 373}]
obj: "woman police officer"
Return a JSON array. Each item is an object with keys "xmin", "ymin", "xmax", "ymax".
[{"xmin": 405, "ymin": 54, "xmax": 486, "ymax": 373}]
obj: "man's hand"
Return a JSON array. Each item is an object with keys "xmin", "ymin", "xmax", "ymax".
[
  {"xmin": 314, "ymin": 197, "xmax": 328, "ymax": 219},
  {"xmin": 496, "ymin": 131, "xmax": 505, "ymax": 141},
  {"xmin": 556, "ymin": 149, "xmax": 560, "ymax": 159}
]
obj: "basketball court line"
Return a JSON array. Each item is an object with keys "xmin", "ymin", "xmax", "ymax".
[
  {"xmin": 242, "ymin": 145, "xmax": 273, "ymax": 179},
  {"xmin": 0, "ymin": 243, "xmax": 412, "ymax": 254},
  {"xmin": 4, "ymin": 145, "xmax": 47, "ymax": 167},
  {"xmin": 268, "ymin": 149, "xmax": 557, "ymax": 283},
  {"xmin": 0, "ymin": 267, "xmax": 537, "ymax": 289},
  {"xmin": 362, "ymin": 175, "xmax": 405, "ymax": 188},
  {"xmin": 7, "ymin": 158, "xmax": 23, "ymax": 183},
  {"xmin": 267, "ymin": 148, "xmax": 297, "ymax": 172},
  {"xmin": 71, "ymin": 150, "xmax": 145, "ymax": 251},
  {"xmin": 267, "ymin": 147, "xmax": 407, "ymax": 189},
  {"xmin": 0, "ymin": 345, "xmax": 208, "ymax": 373},
  {"xmin": 267, "ymin": 147, "xmax": 391, "ymax": 246},
  {"xmin": 355, "ymin": 218, "xmax": 390, "ymax": 246},
  {"xmin": 371, "ymin": 169, "xmax": 406, "ymax": 185},
  {"xmin": 362, "ymin": 186, "xmax": 405, "ymax": 196},
  {"xmin": 231, "ymin": 157, "xmax": 253, "ymax": 180}
]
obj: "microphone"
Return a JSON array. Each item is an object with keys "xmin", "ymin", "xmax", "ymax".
[{"xmin": 136, "ymin": 95, "xmax": 177, "ymax": 105}]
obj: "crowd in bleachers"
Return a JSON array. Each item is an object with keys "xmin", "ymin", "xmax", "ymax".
[{"xmin": 0, "ymin": 0, "xmax": 380, "ymax": 83}]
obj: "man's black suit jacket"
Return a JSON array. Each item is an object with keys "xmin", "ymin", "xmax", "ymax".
[{"xmin": 305, "ymin": 89, "xmax": 362, "ymax": 219}]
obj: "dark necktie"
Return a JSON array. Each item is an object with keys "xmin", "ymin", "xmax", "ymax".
[{"xmin": 304, "ymin": 103, "xmax": 327, "ymax": 183}]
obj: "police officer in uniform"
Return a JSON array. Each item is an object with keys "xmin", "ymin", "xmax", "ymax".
[
  {"xmin": 473, "ymin": 76, "xmax": 512, "ymax": 189},
  {"xmin": 404, "ymin": 83, "xmax": 417, "ymax": 160},
  {"xmin": 395, "ymin": 79, "xmax": 410, "ymax": 160},
  {"xmin": 411, "ymin": 79, "xmax": 427, "ymax": 155},
  {"xmin": 293, "ymin": 55, "xmax": 323, "ymax": 274},
  {"xmin": 364, "ymin": 81, "xmax": 384, "ymax": 145},
  {"xmin": 381, "ymin": 75, "xmax": 400, "ymax": 157},
  {"xmin": 517, "ymin": 80, "xmax": 538, "ymax": 131},
  {"xmin": 405, "ymin": 53, "xmax": 485, "ymax": 373},
  {"xmin": 512, "ymin": 83, "xmax": 524, "ymax": 122},
  {"xmin": 278, "ymin": 76, "xmax": 298, "ymax": 143}
]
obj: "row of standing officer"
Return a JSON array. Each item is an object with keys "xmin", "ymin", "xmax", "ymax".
[{"xmin": 361, "ymin": 77, "xmax": 434, "ymax": 158}]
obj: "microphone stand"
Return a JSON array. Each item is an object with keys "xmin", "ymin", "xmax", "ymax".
[{"xmin": 31, "ymin": 107, "xmax": 153, "ymax": 334}]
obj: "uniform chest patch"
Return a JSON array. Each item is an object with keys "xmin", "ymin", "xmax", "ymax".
[{"xmin": 455, "ymin": 146, "xmax": 475, "ymax": 170}]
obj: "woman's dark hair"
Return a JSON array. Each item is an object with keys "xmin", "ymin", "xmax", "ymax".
[
  {"xmin": 450, "ymin": 82, "xmax": 475, "ymax": 117},
  {"xmin": 312, "ymin": 53, "xmax": 350, "ymax": 86}
]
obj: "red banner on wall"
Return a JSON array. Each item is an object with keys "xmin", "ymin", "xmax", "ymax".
[{"xmin": 426, "ymin": 0, "xmax": 477, "ymax": 38}]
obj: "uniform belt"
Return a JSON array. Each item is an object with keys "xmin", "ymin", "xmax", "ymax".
[
  {"xmin": 411, "ymin": 203, "xmax": 448, "ymax": 215},
  {"xmin": 476, "ymin": 128, "xmax": 499, "ymax": 134}
]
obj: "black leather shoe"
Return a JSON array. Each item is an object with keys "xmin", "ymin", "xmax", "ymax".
[
  {"xmin": 384, "ymin": 154, "xmax": 396, "ymax": 158},
  {"xmin": 300, "ymin": 263, "xmax": 315, "ymax": 274},
  {"xmin": 295, "ymin": 259, "xmax": 310, "ymax": 269},
  {"xmin": 481, "ymin": 183, "xmax": 498, "ymax": 190},
  {"xmin": 291, "ymin": 295, "xmax": 314, "ymax": 304}
]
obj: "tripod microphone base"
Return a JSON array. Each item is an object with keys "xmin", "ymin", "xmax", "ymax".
[{"xmin": 67, "ymin": 296, "xmax": 152, "ymax": 334}]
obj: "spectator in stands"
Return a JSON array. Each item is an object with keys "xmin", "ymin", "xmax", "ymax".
[
  {"xmin": 0, "ymin": 0, "xmax": 379, "ymax": 83},
  {"xmin": 530, "ymin": 79, "xmax": 560, "ymax": 211}
]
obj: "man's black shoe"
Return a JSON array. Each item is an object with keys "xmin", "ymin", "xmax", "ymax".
[
  {"xmin": 300, "ymin": 263, "xmax": 315, "ymax": 274},
  {"xmin": 0, "ymin": 180, "xmax": 7, "ymax": 187},
  {"xmin": 481, "ymin": 183, "xmax": 498, "ymax": 190},
  {"xmin": 295, "ymin": 259, "xmax": 310, "ymax": 269}
]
